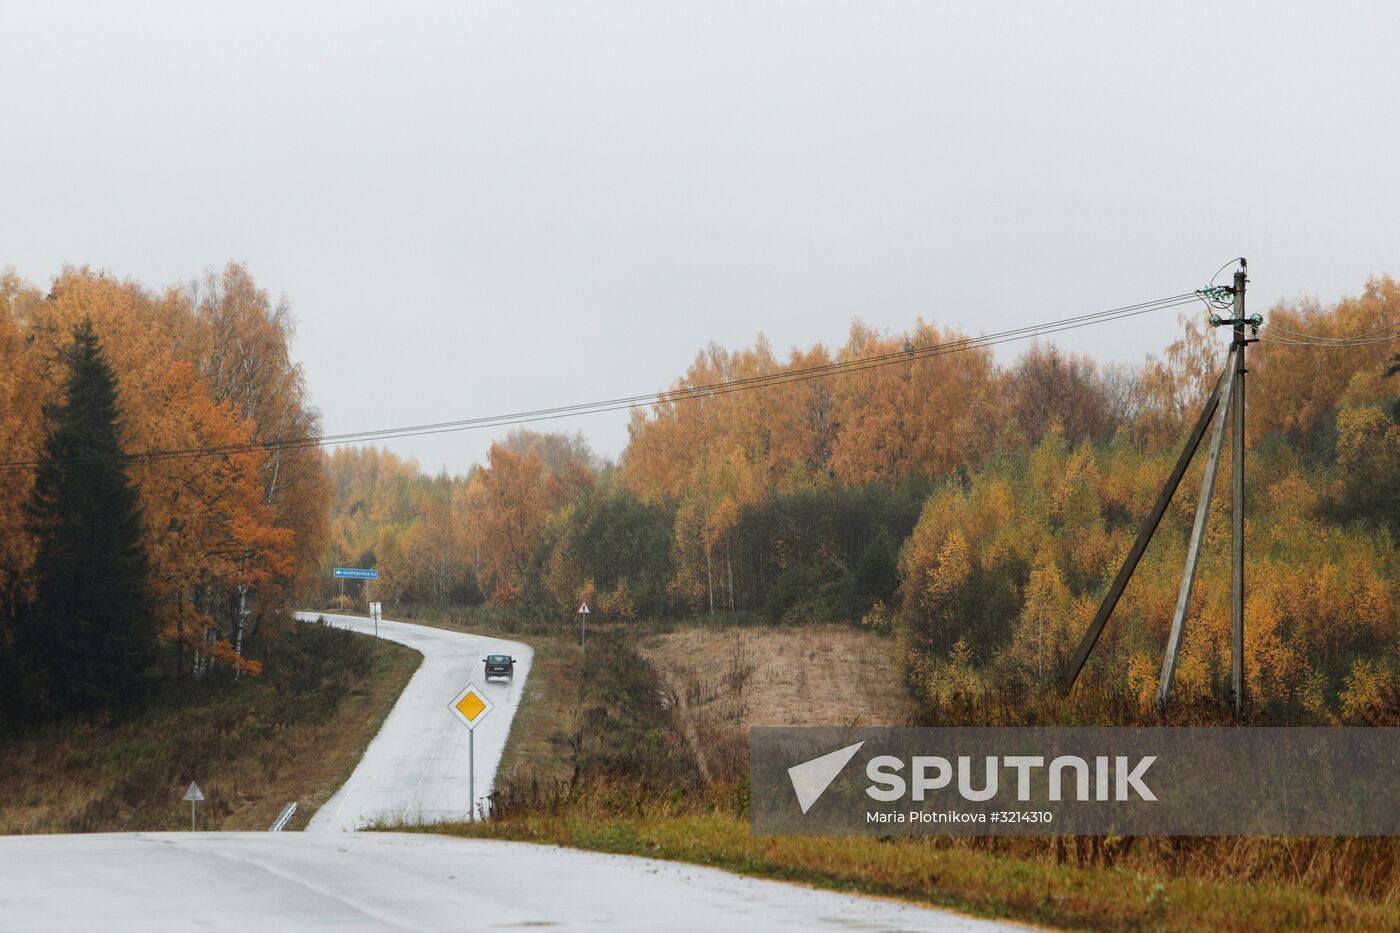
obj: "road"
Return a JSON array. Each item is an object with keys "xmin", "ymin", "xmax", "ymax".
[
  {"xmin": 0, "ymin": 612, "xmax": 1032, "ymax": 931},
  {"xmin": 294, "ymin": 611, "xmax": 532, "ymax": 831},
  {"xmin": 0, "ymin": 832, "xmax": 1026, "ymax": 931}
]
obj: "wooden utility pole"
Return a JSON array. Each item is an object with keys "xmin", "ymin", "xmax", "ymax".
[
  {"xmin": 1230, "ymin": 264, "xmax": 1248, "ymax": 715},
  {"xmin": 1060, "ymin": 363, "xmax": 1232, "ymax": 693},
  {"xmin": 1062, "ymin": 259, "xmax": 1260, "ymax": 712},
  {"xmin": 1157, "ymin": 346, "xmax": 1236, "ymax": 709}
]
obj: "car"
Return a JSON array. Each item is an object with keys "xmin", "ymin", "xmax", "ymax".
[{"xmin": 484, "ymin": 654, "xmax": 516, "ymax": 681}]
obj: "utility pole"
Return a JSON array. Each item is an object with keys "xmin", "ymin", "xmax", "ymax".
[
  {"xmin": 1063, "ymin": 259, "xmax": 1261, "ymax": 713},
  {"xmin": 1061, "ymin": 363, "xmax": 1232, "ymax": 692},
  {"xmin": 1229, "ymin": 264, "xmax": 1248, "ymax": 715},
  {"xmin": 1206, "ymin": 260, "xmax": 1259, "ymax": 714}
]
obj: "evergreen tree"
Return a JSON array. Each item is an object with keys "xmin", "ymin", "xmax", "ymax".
[
  {"xmin": 23, "ymin": 320, "xmax": 153, "ymax": 718},
  {"xmin": 0, "ymin": 598, "xmax": 20, "ymax": 733}
]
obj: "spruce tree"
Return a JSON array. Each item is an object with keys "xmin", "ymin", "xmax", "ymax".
[
  {"xmin": 0, "ymin": 598, "xmax": 20, "ymax": 732},
  {"xmin": 24, "ymin": 319, "xmax": 153, "ymax": 718}
]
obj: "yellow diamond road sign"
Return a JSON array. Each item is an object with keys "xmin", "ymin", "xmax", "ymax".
[{"xmin": 449, "ymin": 683, "xmax": 494, "ymax": 730}]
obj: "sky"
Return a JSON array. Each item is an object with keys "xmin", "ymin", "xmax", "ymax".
[{"xmin": 3, "ymin": 2, "xmax": 1399, "ymax": 474}]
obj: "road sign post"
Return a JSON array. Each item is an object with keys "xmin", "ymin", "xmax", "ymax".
[
  {"xmin": 577, "ymin": 602, "xmax": 590, "ymax": 653},
  {"xmin": 448, "ymin": 683, "xmax": 494, "ymax": 820},
  {"xmin": 333, "ymin": 568, "xmax": 379, "ymax": 612},
  {"xmin": 370, "ymin": 601, "xmax": 382, "ymax": 655},
  {"xmin": 183, "ymin": 781, "xmax": 204, "ymax": 831}
]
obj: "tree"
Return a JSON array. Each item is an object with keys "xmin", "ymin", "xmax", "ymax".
[
  {"xmin": 22, "ymin": 321, "xmax": 154, "ymax": 718},
  {"xmin": 0, "ymin": 273, "xmax": 43, "ymax": 603},
  {"xmin": 829, "ymin": 320, "xmax": 1004, "ymax": 485},
  {"xmin": 188, "ymin": 263, "xmax": 329, "ymax": 644},
  {"xmin": 470, "ymin": 438, "xmax": 592, "ymax": 603},
  {"xmin": 1007, "ymin": 343, "xmax": 1115, "ymax": 445}
]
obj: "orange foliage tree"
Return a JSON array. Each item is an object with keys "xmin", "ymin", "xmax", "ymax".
[{"xmin": 1, "ymin": 264, "xmax": 327, "ymax": 677}]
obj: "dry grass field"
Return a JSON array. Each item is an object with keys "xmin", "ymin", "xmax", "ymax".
[{"xmin": 639, "ymin": 623, "xmax": 911, "ymax": 781}]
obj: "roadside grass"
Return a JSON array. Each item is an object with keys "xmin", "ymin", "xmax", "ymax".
[
  {"xmin": 0, "ymin": 617, "xmax": 419, "ymax": 833},
  {"xmin": 494, "ymin": 632, "xmax": 582, "ymax": 786},
  {"xmin": 425, "ymin": 812, "xmax": 1399, "ymax": 933}
]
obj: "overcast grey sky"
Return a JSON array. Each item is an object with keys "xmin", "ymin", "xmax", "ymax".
[{"xmin": 3, "ymin": 2, "xmax": 1398, "ymax": 473}]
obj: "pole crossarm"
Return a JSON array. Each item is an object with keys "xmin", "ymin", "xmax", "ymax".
[{"xmin": 1059, "ymin": 359, "xmax": 1235, "ymax": 694}]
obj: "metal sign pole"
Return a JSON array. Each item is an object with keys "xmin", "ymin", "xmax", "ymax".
[
  {"xmin": 469, "ymin": 728, "xmax": 476, "ymax": 821},
  {"xmin": 183, "ymin": 781, "xmax": 204, "ymax": 830}
]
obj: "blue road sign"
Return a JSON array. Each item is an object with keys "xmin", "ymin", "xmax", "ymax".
[{"xmin": 333, "ymin": 567, "xmax": 379, "ymax": 580}]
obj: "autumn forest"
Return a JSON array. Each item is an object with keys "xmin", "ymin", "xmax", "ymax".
[
  {"xmin": 322, "ymin": 275, "xmax": 1400, "ymax": 724},
  {"xmin": 2, "ymin": 264, "xmax": 1398, "ymax": 730}
]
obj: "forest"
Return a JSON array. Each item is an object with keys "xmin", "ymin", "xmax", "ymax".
[
  {"xmin": 2, "ymin": 263, "xmax": 1396, "ymax": 730},
  {"xmin": 0, "ymin": 264, "xmax": 328, "ymax": 727},
  {"xmin": 325, "ymin": 277, "xmax": 1400, "ymax": 723}
]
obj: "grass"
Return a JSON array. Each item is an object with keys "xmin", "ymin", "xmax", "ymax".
[
  {"xmin": 640, "ymin": 622, "xmax": 912, "ymax": 728},
  {"xmin": 356, "ymin": 608, "xmax": 1400, "ymax": 930},
  {"xmin": 423, "ymin": 812, "xmax": 1400, "ymax": 932},
  {"xmin": 495, "ymin": 632, "xmax": 583, "ymax": 785},
  {"xmin": 0, "ymin": 617, "xmax": 420, "ymax": 833},
  {"xmin": 641, "ymin": 622, "xmax": 912, "ymax": 782}
]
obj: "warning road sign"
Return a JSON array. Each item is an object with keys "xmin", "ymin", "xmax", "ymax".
[{"xmin": 183, "ymin": 780, "xmax": 204, "ymax": 831}]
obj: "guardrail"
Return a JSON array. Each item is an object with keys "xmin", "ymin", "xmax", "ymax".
[{"xmin": 269, "ymin": 801, "xmax": 298, "ymax": 832}]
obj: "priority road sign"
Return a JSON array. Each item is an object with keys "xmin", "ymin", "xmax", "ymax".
[
  {"xmin": 449, "ymin": 683, "xmax": 493, "ymax": 730},
  {"xmin": 449, "ymin": 683, "xmax": 494, "ymax": 822}
]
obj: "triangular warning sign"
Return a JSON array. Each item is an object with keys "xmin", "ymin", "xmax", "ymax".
[
  {"xmin": 182, "ymin": 781, "xmax": 204, "ymax": 802},
  {"xmin": 787, "ymin": 741, "xmax": 863, "ymax": 814},
  {"xmin": 577, "ymin": 602, "xmax": 590, "ymax": 614}
]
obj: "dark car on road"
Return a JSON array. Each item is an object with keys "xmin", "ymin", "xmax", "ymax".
[{"xmin": 484, "ymin": 654, "xmax": 515, "ymax": 681}]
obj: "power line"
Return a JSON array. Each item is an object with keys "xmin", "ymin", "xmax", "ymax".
[
  {"xmin": 1257, "ymin": 332, "xmax": 1400, "ymax": 348},
  {"xmin": 1258, "ymin": 322, "xmax": 1400, "ymax": 347},
  {"xmin": 1264, "ymin": 321, "xmax": 1400, "ymax": 342},
  {"xmin": 0, "ymin": 291, "xmax": 1201, "ymax": 473}
]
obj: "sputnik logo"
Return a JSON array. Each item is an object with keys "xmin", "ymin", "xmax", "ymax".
[{"xmin": 787, "ymin": 741, "xmax": 864, "ymax": 813}]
